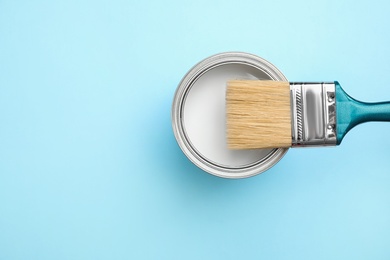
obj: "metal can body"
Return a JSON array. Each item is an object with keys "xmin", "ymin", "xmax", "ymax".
[{"xmin": 172, "ymin": 52, "xmax": 289, "ymax": 178}]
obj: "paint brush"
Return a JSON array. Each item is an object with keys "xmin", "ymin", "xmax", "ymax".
[{"xmin": 226, "ymin": 80, "xmax": 390, "ymax": 149}]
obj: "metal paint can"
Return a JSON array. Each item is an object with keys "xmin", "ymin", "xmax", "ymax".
[{"xmin": 172, "ymin": 52, "xmax": 288, "ymax": 178}]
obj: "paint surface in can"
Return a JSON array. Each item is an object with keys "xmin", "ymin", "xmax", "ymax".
[{"xmin": 183, "ymin": 63, "xmax": 272, "ymax": 167}]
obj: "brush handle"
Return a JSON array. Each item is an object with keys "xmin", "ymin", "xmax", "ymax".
[{"xmin": 336, "ymin": 82, "xmax": 390, "ymax": 144}]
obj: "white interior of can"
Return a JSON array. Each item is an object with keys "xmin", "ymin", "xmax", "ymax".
[{"xmin": 183, "ymin": 63, "xmax": 273, "ymax": 168}]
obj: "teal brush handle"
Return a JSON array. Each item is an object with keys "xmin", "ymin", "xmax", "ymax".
[{"xmin": 336, "ymin": 81, "xmax": 390, "ymax": 144}]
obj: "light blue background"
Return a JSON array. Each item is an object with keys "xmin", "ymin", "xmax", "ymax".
[{"xmin": 1, "ymin": 0, "xmax": 390, "ymax": 259}]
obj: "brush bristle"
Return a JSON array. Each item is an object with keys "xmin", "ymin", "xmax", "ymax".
[{"xmin": 226, "ymin": 80, "xmax": 292, "ymax": 149}]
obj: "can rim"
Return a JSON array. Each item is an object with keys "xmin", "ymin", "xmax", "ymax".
[{"xmin": 172, "ymin": 52, "xmax": 289, "ymax": 178}]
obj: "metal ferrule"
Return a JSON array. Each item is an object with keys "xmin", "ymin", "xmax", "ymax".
[{"xmin": 290, "ymin": 82, "xmax": 337, "ymax": 147}]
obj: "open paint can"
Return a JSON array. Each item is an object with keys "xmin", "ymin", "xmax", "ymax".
[{"xmin": 172, "ymin": 52, "xmax": 288, "ymax": 178}]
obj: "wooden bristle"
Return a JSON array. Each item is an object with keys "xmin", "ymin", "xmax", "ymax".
[{"xmin": 226, "ymin": 80, "xmax": 292, "ymax": 149}]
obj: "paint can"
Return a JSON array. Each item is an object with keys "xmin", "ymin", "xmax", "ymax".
[{"xmin": 172, "ymin": 52, "xmax": 288, "ymax": 178}]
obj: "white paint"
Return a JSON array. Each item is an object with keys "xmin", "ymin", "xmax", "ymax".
[{"xmin": 183, "ymin": 63, "xmax": 274, "ymax": 167}]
